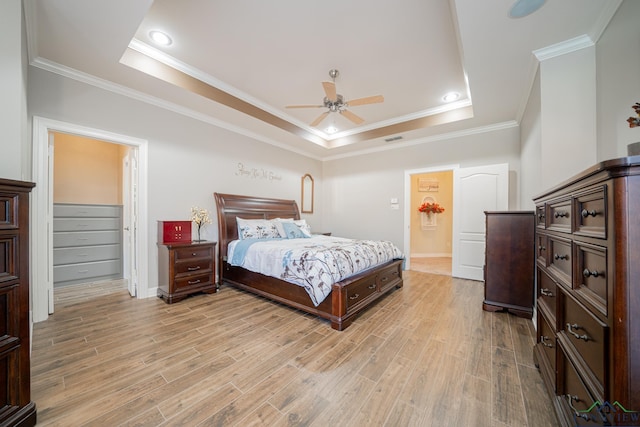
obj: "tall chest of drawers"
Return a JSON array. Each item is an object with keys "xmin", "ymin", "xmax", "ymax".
[
  {"xmin": 0, "ymin": 178, "xmax": 36, "ymax": 426},
  {"xmin": 533, "ymin": 156, "xmax": 640, "ymax": 426}
]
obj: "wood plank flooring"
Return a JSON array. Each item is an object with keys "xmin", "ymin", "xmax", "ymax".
[{"xmin": 31, "ymin": 271, "xmax": 557, "ymax": 426}]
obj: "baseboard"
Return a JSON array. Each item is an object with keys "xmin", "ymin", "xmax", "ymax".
[{"xmin": 410, "ymin": 253, "xmax": 452, "ymax": 258}]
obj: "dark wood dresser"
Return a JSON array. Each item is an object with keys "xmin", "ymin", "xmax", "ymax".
[
  {"xmin": 0, "ymin": 178, "xmax": 36, "ymax": 427},
  {"xmin": 533, "ymin": 156, "xmax": 640, "ymax": 426},
  {"xmin": 157, "ymin": 241, "xmax": 217, "ymax": 303},
  {"xmin": 482, "ymin": 211, "xmax": 535, "ymax": 317}
]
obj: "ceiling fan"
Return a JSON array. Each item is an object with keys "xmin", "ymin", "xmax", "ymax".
[{"xmin": 285, "ymin": 69, "xmax": 384, "ymax": 127}]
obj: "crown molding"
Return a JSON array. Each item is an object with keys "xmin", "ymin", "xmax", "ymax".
[{"xmin": 533, "ymin": 35, "xmax": 594, "ymax": 62}]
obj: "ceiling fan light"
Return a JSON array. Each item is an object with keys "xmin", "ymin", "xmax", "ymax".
[
  {"xmin": 325, "ymin": 125, "xmax": 338, "ymax": 134},
  {"xmin": 442, "ymin": 92, "xmax": 460, "ymax": 103},
  {"xmin": 509, "ymin": 0, "xmax": 546, "ymax": 18},
  {"xmin": 149, "ymin": 30, "xmax": 172, "ymax": 46}
]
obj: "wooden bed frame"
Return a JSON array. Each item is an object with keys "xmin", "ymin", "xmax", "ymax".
[{"xmin": 214, "ymin": 193, "xmax": 403, "ymax": 330}]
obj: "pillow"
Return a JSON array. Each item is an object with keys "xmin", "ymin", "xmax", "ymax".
[
  {"xmin": 281, "ymin": 222, "xmax": 310, "ymax": 239},
  {"xmin": 273, "ymin": 218, "xmax": 312, "ymax": 237},
  {"xmin": 236, "ymin": 218, "xmax": 282, "ymax": 240}
]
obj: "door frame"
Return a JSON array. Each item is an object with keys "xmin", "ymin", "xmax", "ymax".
[
  {"xmin": 403, "ymin": 164, "xmax": 459, "ymax": 271},
  {"xmin": 31, "ymin": 116, "xmax": 150, "ymax": 322}
]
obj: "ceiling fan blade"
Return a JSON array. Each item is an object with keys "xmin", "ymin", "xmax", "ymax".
[
  {"xmin": 285, "ymin": 104, "xmax": 324, "ymax": 109},
  {"xmin": 340, "ymin": 109, "xmax": 364, "ymax": 125},
  {"xmin": 322, "ymin": 81, "xmax": 337, "ymax": 101},
  {"xmin": 310, "ymin": 111, "xmax": 330, "ymax": 127},
  {"xmin": 346, "ymin": 95, "xmax": 384, "ymax": 107}
]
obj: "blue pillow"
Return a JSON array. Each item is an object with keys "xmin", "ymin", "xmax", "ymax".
[{"xmin": 282, "ymin": 222, "xmax": 309, "ymax": 239}]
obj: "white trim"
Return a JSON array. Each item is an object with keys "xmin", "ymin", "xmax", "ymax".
[
  {"xmin": 31, "ymin": 117, "xmax": 151, "ymax": 323},
  {"xmin": 403, "ymin": 164, "xmax": 459, "ymax": 271},
  {"xmin": 533, "ymin": 35, "xmax": 594, "ymax": 62}
]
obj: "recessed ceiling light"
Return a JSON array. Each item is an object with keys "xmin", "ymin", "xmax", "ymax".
[
  {"xmin": 509, "ymin": 0, "xmax": 546, "ymax": 18},
  {"xmin": 442, "ymin": 92, "xmax": 460, "ymax": 103},
  {"xmin": 149, "ymin": 30, "xmax": 172, "ymax": 46}
]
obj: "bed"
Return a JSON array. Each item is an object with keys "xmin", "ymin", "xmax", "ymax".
[{"xmin": 214, "ymin": 192, "xmax": 404, "ymax": 330}]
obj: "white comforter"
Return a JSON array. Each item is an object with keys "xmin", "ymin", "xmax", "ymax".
[{"xmin": 227, "ymin": 235, "xmax": 404, "ymax": 306}]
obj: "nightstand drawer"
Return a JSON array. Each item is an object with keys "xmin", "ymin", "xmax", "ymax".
[
  {"xmin": 174, "ymin": 245, "xmax": 212, "ymax": 261},
  {"xmin": 174, "ymin": 258, "xmax": 212, "ymax": 276},
  {"xmin": 174, "ymin": 273, "xmax": 213, "ymax": 290}
]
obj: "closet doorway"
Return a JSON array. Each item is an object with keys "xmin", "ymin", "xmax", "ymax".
[{"xmin": 31, "ymin": 117, "xmax": 149, "ymax": 323}]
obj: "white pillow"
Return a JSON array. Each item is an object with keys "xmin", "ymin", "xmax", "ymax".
[
  {"xmin": 236, "ymin": 217, "xmax": 282, "ymax": 240},
  {"xmin": 273, "ymin": 218, "xmax": 312, "ymax": 237}
]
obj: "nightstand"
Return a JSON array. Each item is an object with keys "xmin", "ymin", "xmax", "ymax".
[{"xmin": 157, "ymin": 241, "xmax": 217, "ymax": 303}]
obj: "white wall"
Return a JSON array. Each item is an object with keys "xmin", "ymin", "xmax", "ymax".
[
  {"xmin": 0, "ymin": 1, "xmax": 26, "ymax": 180},
  {"xmin": 519, "ymin": 70, "xmax": 542, "ymax": 208},
  {"xmin": 540, "ymin": 46, "xmax": 597, "ymax": 189},
  {"xmin": 596, "ymin": 0, "xmax": 640, "ymax": 159},
  {"xmin": 322, "ymin": 125, "xmax": 522, "ymax": 249},
  {"xmin": 27, "ymin": 67, "xmax": 323, "ymax": 294}
]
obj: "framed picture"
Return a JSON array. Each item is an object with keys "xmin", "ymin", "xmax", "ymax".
[{"xmin": 418, "ymin": 178, "xmax": 439, "ymax": 192}]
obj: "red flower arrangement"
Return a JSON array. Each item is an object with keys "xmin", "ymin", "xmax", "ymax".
[
  {"xmin": 627, "ymin": 102, "xmax": 640, "ymax": 128},
  {"xmin": 418, "ymin": 202, "xmax": 445, "ymax": 214}
]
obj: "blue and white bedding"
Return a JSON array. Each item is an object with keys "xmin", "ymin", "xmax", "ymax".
[{"xmin": 227, "ymin": 235, "xmax": 404, "ymax": 306}]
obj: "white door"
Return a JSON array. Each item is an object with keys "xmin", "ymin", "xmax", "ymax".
[
  {"xmin": 452, "ymin": 163, "xmax": 509, "ymax": 280},
  {"xmin": 122, "ymin": 149, "xmax": 138, "ymax": 297}
]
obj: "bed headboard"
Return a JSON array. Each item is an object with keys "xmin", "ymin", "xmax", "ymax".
[{"xmin": 213, "ymin": 192, "xmax": 301, "ymax": 267}]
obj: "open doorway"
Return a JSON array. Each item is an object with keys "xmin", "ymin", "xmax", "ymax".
[
  {"xmin": 409, "ymin": 170, "xmax": 453, "ymax": 276},
  {"xmin": 51, "ymin": 133, "xmax": 132, "ymax": 300},
  {"xmin": 31, "ymin": 117, "xmax": 149, "ymax": 323}
]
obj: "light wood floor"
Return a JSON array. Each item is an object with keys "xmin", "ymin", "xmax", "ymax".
[
  {"xmin": 410, "ymin": 257, "xmax": 452, "ymax": 276},
  {"xmin": 31, "ymin": 271, "xmax": 556, "ymax": 426}
]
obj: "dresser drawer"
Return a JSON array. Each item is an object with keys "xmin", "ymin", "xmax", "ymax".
[
  {"xmin": 562, "ymin": 292, "xmax": 608, "ymax": 395},
  {"xmin": 537, "ymin": 267, "xmax": 558, "ymax": 322},
  {"xmin": 537, "ymin": 310, "xmax": 557, "ymax": 375},
  {"xmin": 53, "ymin": 203, "xmax": 121, "ymax": 218},
  {"xmin": 548, "ymin": 236, "xmax": 572, "ymax": 286},
  {"xmin": 535, "ymin": 204, "xmax": 546, "ymax": 228},
  {"xmin": 574, "ymin": 186, "xmax": 606, "ymax": 239},
  {"xmin": 558, "ymin": 343, "xmax": 601, "ymax": 426},
  {"xmin": 173, "ymin": 245, "xmax": 213, "ymax": 261},
  {"xmin": 536, "ymin": 234, "xmax": 548, "ymax": 266},
  {"xmin": 174, "ymin": 272, "xmax": 213, "ymax": 291},
  {"xmin": 53, "ymin": 230, "xmax": 121, "ymax": 248},
  {"xmin": 54, "ymin": 259, "xmax": 121, "ymax": 283},
  {"xmin": 574, "ymin": 242, "xmax": 607, "ymax": 316},
  {"xmin": 174, "ymin": 258, "xmax": 212, "ymax": 276},
  {"xmin": 346, "ymin": 277, "xmax": 378, "ymax": 309},
  {"xmin": 548, "ymin": 199, "xmax": 572, "ymax": 233},
  {"xmin": 376, "ymin": 263, "xmax": 401, "ymax": 291},
  {"xmin": 0, "ymin": 193, "xmax": 18, "ymax": 229},
  {"xmin": 53, "ymin": 217, "xmax": 120, "ymax": 232},
  {"xmin": 54, "ymin": 244, "xmax": 121, "ymax": 265}
]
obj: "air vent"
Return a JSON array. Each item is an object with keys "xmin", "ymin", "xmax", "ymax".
[{"xmin": 384, "ymin": 136, "xmax": 403, "ymax": 142}]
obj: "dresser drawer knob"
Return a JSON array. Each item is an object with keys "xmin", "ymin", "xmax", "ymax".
[
  {"xmin": 582, "ymin": 268, "xmax": 601, "ymax": 278},
  {"xmin": 349, "ymin": 293, "xmax": 360, "ymax": 300},
  {"xmin": 566, "ymin": 323, "xmax": 589, "ymax": 341},
  {"xmin": 540, "ymin": 288, "xmax": 553, "ymax": 297},
  {"xmin": 192, "ymin": 252, "xmax": 197, "ymax": 256},
  {"xmin": 581, "ymin": 209, "xmax": 598, "ymax": 218},
  {"xmin": 538, "ymin": 245, "xmax": 546, "ymax": 252},
  {"xmin": 566, "ymin": 394, "xmax": 589, "ymax": 421},
  {"xmin": 537, "ymin": 213, "xmax": 545, "ymax": 220},
  {"xmin": 554, "ymin": 253, "xmax": 569, "ymax": 261},
  {"xmin": 554, "ymin": 211, "xmax": 569, "ymax": 218},
  {"xmin": 368, "ymin": 284, "xmax": 376, "ymax": 290},
  {"xmin": 540, "ymin": 336, "xmax": 554, "ymax": 348}
]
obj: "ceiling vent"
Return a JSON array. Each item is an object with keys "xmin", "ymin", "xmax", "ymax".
[{"xmin": 384, "ymin": 136, "xmax": 403, "ymax": 143}]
